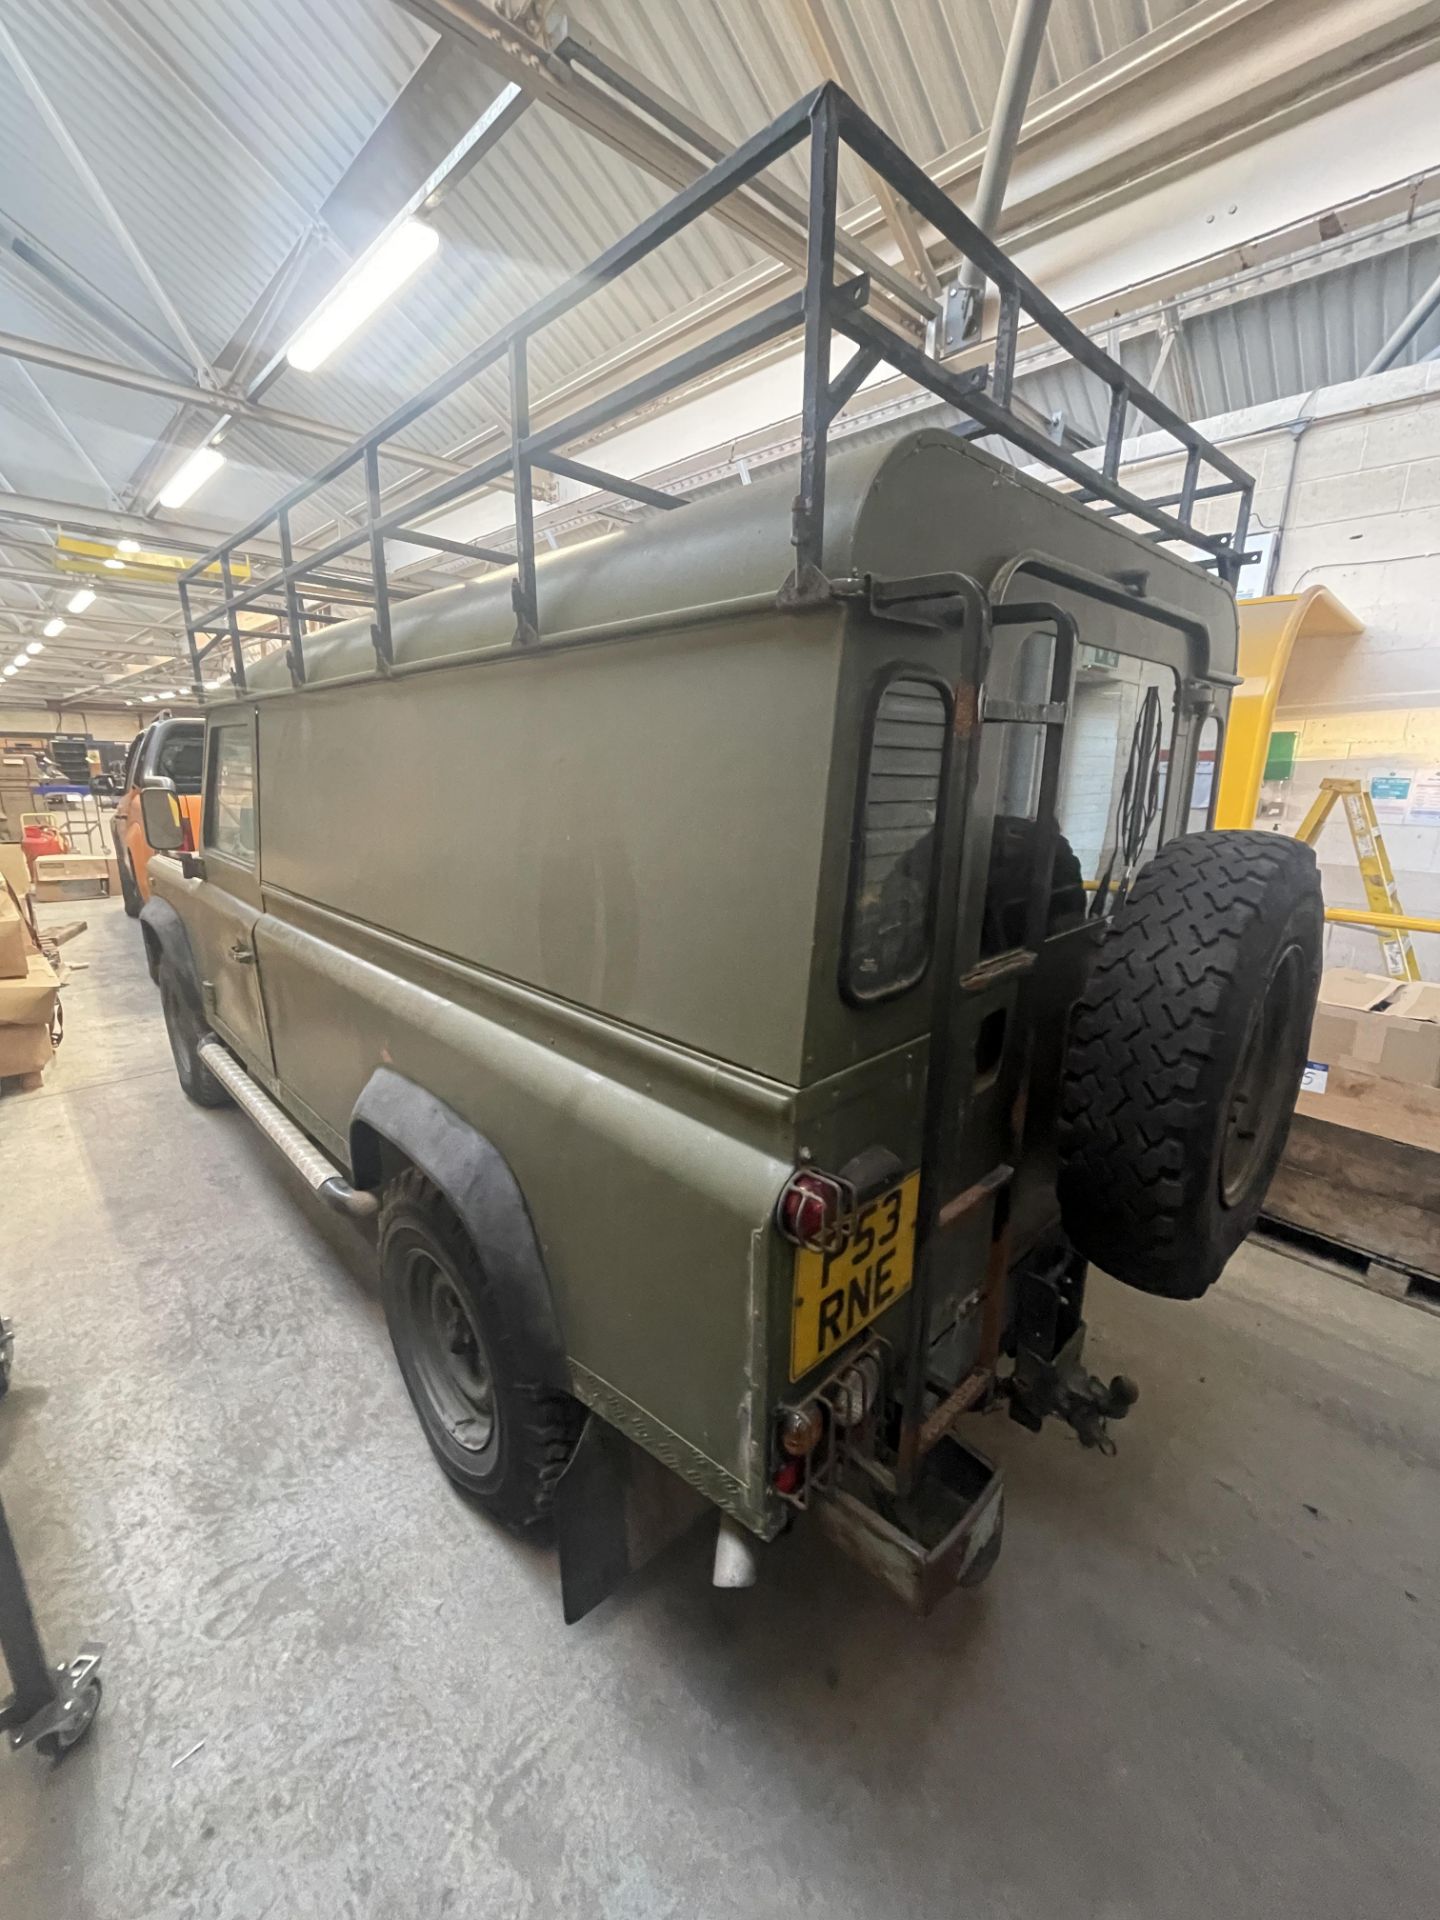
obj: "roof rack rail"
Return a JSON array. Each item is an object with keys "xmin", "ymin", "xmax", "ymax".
[{"xmin": 178, "ymin": 82, "xmax": 1253, "ymax": 695}]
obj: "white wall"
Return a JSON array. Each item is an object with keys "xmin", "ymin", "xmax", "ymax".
[
  {"xmin": 0, "ymin": 706, "xmax": 140, "ymax": 743},
  {"xmin": 1116, "ymin": 363, "xmax": 1440, "ymax": 977}
]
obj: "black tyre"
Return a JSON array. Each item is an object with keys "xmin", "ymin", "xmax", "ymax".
[
  {"xmin": 158, "ymin": 963, "xmax": 230, "ymax": 1108},
  {"xmin": 1057, "ymin": 831, "xmax": 1322, "ymax": 1299},
  {"xmin": 379, "ymin": 1171, "xmax": 578, "ymax": 1529},
  {"xmin": 116, "ymin": 847, "xmax": 142, "ymax": 918},
  {"xmin": 982, "ymin": 816, "xmax": 1087, "ymax": 953}
]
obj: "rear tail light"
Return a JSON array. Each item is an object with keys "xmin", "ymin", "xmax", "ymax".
[
  {"xmin": 778, "ymin": 1402, "xmax": 824, "ymax": 1457},
  {"xmin": 774, "ymin": 1167, "xmax": 855, "ymax": 1254}
]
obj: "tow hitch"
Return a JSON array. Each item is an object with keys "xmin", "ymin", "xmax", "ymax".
[
  {"xmin": 1004, "ymin": 1245, "xmax": 1139, "ymax": 1453},
  {"xmin": 1005, "ymin": 1327, "xmax": 1138, "ymax": 1453}
]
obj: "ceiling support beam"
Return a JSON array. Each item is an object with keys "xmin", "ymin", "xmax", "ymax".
[
  {"xmin": 784, "ymin": 0, "xmax": 940, "ymax": 296},
  {"xmin": 398, "ymin": 0, "xmax": 935, "ymax": 328},
  {"xmin": 0, "ymin": 332, "xmax": 467, "ymax": 477},
  {"xmin": 0, "ymin": 208, "xmax": 194, "ymax": 381},
  {"xmin": 0, "ymin": 14, "xmax": 215, "ymax": 382},
  {"xmin": 10, "ymin": 360, "xmax": 125, "ymax": 507},
  {"xmin": 0, "ymin": 489, "xmax": 287, "ymax": 560}
]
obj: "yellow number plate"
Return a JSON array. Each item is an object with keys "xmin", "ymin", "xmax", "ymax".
[{"xmin": 789, "ymin": 1172, "xmax": 920, "ymax": 1381}]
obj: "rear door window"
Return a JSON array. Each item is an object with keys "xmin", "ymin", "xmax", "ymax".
[
  {"xmin": 1055, "ymin": 648, "xmax": 1179, "ymax": 892},
  {"xmin": 154, "ymin": 728, "xmax": 204, "ymax": 794},
  {"xmin": 842, "ymin": 674, "xmax": 949, "ymax": 1003}
]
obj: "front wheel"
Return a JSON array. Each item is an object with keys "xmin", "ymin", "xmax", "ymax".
[
  {"xmin": 158, "ymin": 964, "xmax": 230, "ymax": 1108},
  {"xmin": 379, "ymin": 1171, "xmax": 578, "ymax": 1530}
]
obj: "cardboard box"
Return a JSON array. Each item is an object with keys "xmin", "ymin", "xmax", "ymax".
[
  {"xmin": 0, "ymin": 948, "xmax": 58, "ymax": 1078},
  {"xmin": 0, "ymin": 842, "xmax": 30, "ymax": 901},
  {"xmin": 0, "ymin": 886, "xmax": 27, "ymax": 978},
  {"xmin": 33, "ymin": 851, "xmax": 110, "ymax": 903},
  {"xmin": 1306, "ymin": 968, "xmax": 1440, "ymax": 1094}
]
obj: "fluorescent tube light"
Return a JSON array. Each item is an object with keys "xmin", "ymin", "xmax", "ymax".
[
  {"xmin": 26, "ymin": 641, "xmax": 43, "ymax": 655},
  {"xmin": 287, "ymin": 220, "xmax": 439, "ymax": 372},
  {"xmin": 43, "ymin": 617, "xmax": 65, "ymax": 637},
  {"xmin": 158, "ymin": 444, "xmax": 225, "ymax": 510},
  {"xmin": 67, "ymin": 588, "xmax": 95, "ymax": 613},
  {"xmin": 117, "ymin": 538, "xmax": 140, "ymax": 553}
]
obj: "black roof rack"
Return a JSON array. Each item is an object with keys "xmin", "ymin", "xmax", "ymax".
[{"xmin": 178, "ymin": 83, "xmax": 1253, "ymax": 694}]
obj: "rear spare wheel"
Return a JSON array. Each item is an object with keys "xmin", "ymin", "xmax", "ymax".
[{"xmin": 1057, "ymin": 831, "xmax": 1322, "ymax": 1299}]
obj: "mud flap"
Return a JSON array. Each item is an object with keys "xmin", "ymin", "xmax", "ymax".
[{"xmin": 553, "ymin": 1414, "xmax": 710, "ymax": 1624}]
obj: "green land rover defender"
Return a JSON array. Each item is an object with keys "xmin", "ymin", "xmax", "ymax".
[{"xmin": 138, "ymin": 87, "xmax": 1322, "ymax": 1620}]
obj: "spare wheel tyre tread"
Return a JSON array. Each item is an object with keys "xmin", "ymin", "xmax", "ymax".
[{"xmin": 1057, "ymin": 831, "xmax": 1322, "ymax": 1300}]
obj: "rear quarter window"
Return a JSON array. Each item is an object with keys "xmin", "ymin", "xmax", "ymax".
[
  {"xmin": 155, "ymin": 730, "xmax": 203, "ymax": 795},
  {"xmin": 842, "ymin": 673, "xmax": 949, "ymax": 1004}
]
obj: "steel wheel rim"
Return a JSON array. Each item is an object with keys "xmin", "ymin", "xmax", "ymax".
[
  {"xmin": 403, "ymin": 1249, "xmax": 496, "ymax": 1453},
  {"xmin": 1220, "ymin": 942, "xmax": 1304, "ymax": 1208}
]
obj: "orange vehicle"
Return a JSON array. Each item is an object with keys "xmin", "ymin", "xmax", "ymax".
[{"xmin": 111, "ymin": 718, "xmax": 204, "ymax": 916}]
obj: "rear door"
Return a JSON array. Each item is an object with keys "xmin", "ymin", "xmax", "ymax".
[{"xmin": 183, "ymin": 709, "xmax": 274, "ymax": 1071}]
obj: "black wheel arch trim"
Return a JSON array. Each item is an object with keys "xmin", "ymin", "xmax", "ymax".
[
  {"xmin": 139, "ymin": 894, "xmax": 202, "ymax": 996},
  {"xmin": 349, "ymin": 1066, "xmax": 568, "ymax": 1393}
]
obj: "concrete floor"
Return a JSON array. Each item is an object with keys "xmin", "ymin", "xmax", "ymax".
[{"xmin": 1, "ymin": 897, "xmax": 1437, "ymax": 1919}]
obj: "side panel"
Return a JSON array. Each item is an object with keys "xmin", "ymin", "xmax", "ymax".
[{"xmin": 255, "ymin": 614, "xmax": 842, "ymax": 1084}]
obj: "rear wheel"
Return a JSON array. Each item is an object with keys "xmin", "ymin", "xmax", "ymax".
[
  {"xmin": 1057, "ymin": 831, "xmax": 1322, "ymax": 1299},
  {"xmin": 379, "ymin": 1171, "xmax": 578, "ymax": 1529},
  {"xmin": 158, "ymin": 963, "xmax": 230, "ymax": 1108}
]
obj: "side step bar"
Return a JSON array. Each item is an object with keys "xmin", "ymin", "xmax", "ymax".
[{"xmin": 197, "ymin": 1038, "xmax": 378, "ymax": 1220}]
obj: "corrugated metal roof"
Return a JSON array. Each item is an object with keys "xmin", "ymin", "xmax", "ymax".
[{"xmin": 0, "ymin": 0, "xmax": 1431, "ymax": 704}]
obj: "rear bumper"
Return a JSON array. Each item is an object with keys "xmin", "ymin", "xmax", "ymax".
[{"xmin": 813, "ymin": 1434, "xmax": 1003, "ymax": 1613}]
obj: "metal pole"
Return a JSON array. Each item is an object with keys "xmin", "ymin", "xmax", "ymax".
[
  {"xmin": 951, "ymin": 0, "xmax": 1053, "ymax": 339},
  {"xmin": 1363, "ymin": 264, "xmax": 1440, "ymax": 376},
  {"xmin": 0, "ymin": 1491, "xmax": 57, "ymax": 1728},
  {"xmin": 790, "ymin": 87, "xmax": 841, "ymax": 597}
]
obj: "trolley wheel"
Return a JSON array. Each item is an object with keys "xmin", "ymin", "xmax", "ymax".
[{"xmin": 34, "ymin": 1675, "xmax": 102, "ymax": 1762}]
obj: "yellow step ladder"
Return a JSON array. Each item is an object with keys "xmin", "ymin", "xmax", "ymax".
[{"xmin": 1294, "ymin": 778, "xmax": 1420, "ymax": 981}]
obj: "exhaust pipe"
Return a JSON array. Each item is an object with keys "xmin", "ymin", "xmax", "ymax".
[
  {"xmin": 712, "ymin": 1514, "xmax": 760, "ymax": 1589},
  {"xmin": 197, "ymin": 1038, "xmax": 378, "ymax": 1220}
]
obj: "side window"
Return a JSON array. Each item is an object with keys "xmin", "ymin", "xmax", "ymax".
[
  {"xmin": 120, "ymin": 731, "xmax": 145, "ymax": 792},
  {"xmin": 205, "ymin": 725, "xmax": 257, "ymax": 867},
  {"xmin": 1187, "ymin": 713, "xmax": 1222, "ymax": 833},
  {"xmin": 843, "ymin": 674, "xmax": 949, "ymax": 1004}
]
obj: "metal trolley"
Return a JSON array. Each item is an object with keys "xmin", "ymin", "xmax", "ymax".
[{"xmin": 0, "ymin": 1324, "xmax": 106, "ymax": 1764}]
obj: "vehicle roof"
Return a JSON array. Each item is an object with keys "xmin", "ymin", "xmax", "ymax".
[{"xmin": 234, "ymin": 427, "xmax": 1237, "ymax": 698}]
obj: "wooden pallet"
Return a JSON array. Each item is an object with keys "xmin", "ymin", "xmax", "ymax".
[
  {"xmin": 1263, "ymin": 1097, "xmax": 1440, "ymax": 1316},
  {"xmin": 1255, "ymin": 1214, "xmax": 1440, "ymax": 1315}
]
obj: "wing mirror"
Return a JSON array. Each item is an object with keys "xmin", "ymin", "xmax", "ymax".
[{"xmin": 140, "ymin": 778, "xmax": 185, "ymax": 851}]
